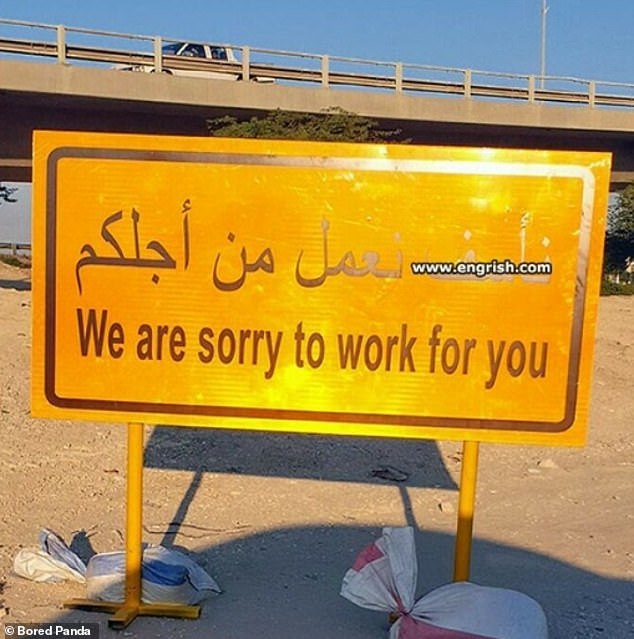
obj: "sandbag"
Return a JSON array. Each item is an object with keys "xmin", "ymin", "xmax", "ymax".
[
  {"xmin": 13, "ymin": 528, "xmax": 87, "ymax": 584},
  {"xmin": 341, "ymin": 527, "xmax": 548, "ymax": 639},
  {"xmin": 86, "ymin": 544, "xmax": 221, "ymax": 605},
  {"xmin": 13, "ymin": 548, "xmax": 86, "ymax": 584},
  {"xmin": 13, "ymin": 529, "xmax": 220, "ymax": 607}
]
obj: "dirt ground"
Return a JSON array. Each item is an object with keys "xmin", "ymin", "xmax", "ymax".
[{"xmin": 0, "ymin": 260, "xmax": 632, "ymax": 639}]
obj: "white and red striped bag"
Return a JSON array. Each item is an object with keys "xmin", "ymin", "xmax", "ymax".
[{"xmin": 341, "ymin": 527, "xmax": 547, "ymax": 639}]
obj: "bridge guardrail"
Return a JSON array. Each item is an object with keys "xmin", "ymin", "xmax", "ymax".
[
  {"xmin": 0, "ymin": 242, "xmax": 31, "ymax": 255},
  {"xmin": 1, "ymin": 18, "xmax": 634, "ymax": 109}
]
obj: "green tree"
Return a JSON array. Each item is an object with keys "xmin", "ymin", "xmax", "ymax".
[
  {"xmin": 608, "ymin": 183, "xmax": 634, "ymax": 237},
  {"xmin": 207, "ymin": 108, "xmax": 404, "ymax": 143},
  {"xmin": 604, "ymin": 185, "xmax": 634, "ymax": 274}
]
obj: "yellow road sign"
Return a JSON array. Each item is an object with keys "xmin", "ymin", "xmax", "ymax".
[{"xmin": 31, "ymin": 132, "xmax": 610, "ymax": 445}]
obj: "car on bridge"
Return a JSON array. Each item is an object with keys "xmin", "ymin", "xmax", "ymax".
[{"xmin": 116, "ymin": 41, "xmax": 273, "ymax": 82}]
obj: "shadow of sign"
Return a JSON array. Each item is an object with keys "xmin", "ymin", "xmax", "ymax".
[
  {"xmin": 144, "ymin": 426, "xmax": 458, "ymax": 489},
  {"xmin": 0, "ymin": 277, "xmax": 30, "ymax": 291}
]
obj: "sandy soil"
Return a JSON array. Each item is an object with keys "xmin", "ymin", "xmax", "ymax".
[{"xmin": 0, "ymin": 260, "xmax": 632, "ymax": 638}]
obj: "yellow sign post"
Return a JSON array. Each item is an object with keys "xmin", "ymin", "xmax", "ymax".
[
  {"xmin": 31, "ymin": 132, "xmax": 610, "ymax": 621},
  {"xmin": 453, "ymin": 440, "xmax": 480, "ymax": 582},
  {"xmin": 63, "ymin": 423, "xmax": 201, "ymax": 626}
]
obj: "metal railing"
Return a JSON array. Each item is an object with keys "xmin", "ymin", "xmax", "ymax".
[
  {"xmin": 2, "ymin": 18, "xmax": 634, "ymax": 109},
  {"xmin": 0, "ymin": 242, "xmax": 31, "ymax": 255}
]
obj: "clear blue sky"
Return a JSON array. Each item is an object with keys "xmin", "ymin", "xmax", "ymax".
[
  {"xmin": 0, "ymin": 1, "xmax": 630, "ymax": 241},
  {"xmin": 2, "ymin": 0, "xmax": 634, "ymax": 81}
]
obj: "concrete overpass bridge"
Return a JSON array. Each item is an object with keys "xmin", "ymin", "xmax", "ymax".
[{"xmin": 2, "ymin": 19, "xmax": 634, "ymax": 187}]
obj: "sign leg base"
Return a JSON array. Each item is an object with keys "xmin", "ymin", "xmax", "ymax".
[{"xmin": 63, "ymin": 598, "xmax": 201, "ymax": 629}]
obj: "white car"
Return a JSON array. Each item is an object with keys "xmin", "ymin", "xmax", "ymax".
[{"xmin": 117, "ymin": 41, "xmax": 272, "ymax": 82}]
